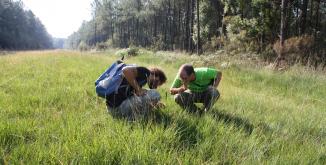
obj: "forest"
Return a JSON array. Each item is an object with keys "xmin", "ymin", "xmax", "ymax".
[
  {"xmin": 0, "ymin": 0, "xmax": 325, "ymax": 67},
  {"xmin": 1, "ymin": 0, "xmax": 325, "ymax": 163},
  {"xmin": 0, "ymin": 0, "xmax": 53, "ymax": 50},
  {"xmin": 65, "ymin": 0, "xmax": 325, "ymax": 67}
]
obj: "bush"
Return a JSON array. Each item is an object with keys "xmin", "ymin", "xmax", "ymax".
[
  {"xmin": 261, "ymin": 44, "xmax": 277, "ymax": 62},
  {"xmin": 273, "ymin": 35, "xmax": 314, "ymax": 65},
  {"xmin": 78, "ymin": 41, "xmax": 90, "ymax": 51},
  {"xmin": 202, "ymin": 36, "xmax": 226, "ymax": 52},
  {"xmin": 95, "ymin": 42, "xmax": 108, "ymax": 51},
  {"xmin": 115, "ymin": 49, "xmax": 128, "ymax": 57},
  {"xmin": 224, "ymin": 16, "xmax": 263, "ymax": 53},
  {"xmin": 127, "ymin": 47, "xmax": 139, "ymax": 56},
  {"xmin": 151, "ymin": 35, "xmax": 166, "ymax": 51},
  {"xmin": 114, "ymin": 47, "xmax": 140, "ymax": 58}
]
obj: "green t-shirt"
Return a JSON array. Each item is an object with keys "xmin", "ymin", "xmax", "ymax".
[{"xmin": 171, "ymin": 67, "xmax": 219, "ymax": 92}]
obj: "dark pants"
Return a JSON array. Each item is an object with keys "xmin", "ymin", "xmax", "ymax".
[{"xmin": 174, "ymin": 87, "xmax": 220, "ymax": 112}]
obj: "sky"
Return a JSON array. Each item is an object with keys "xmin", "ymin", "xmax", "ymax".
[{"xmin": 22, "ymin": 0, "xmax": 93, "ymax": 38}]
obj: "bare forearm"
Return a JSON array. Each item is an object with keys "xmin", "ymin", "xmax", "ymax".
[
  {"xmin": 170, "ymin": 87, "xmax": 185, "ymax": 95},
  {"xmin": 128, "ymin": 78, "xmax": 141, "ymax": 92},
  {"xmin": 170, "ymin": 88, "xmax": 179, "ymax": 95},
  {"xmin": 123, "ymin": 67, "xmax": 141, "ymax": 93}
]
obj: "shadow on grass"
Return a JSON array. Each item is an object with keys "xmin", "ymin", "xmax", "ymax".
[
  {"xmin": 138, "ymin": 110, "xmax": 173, "ymax": 128},
  {"xmin": 0, "ymin": 128, "xmax": 37, "ymax": 155},
  {"xmin": 109, "ymin": 109, "xmax": 202, "ymax": 148},
  {"xmin": 173, "ymin": 117, "xmax": 202, "ymax": 148},
  {"xmin": 109, "ymin": 108, "xmax": 173, "ymax": 128},
  {"xmin": 209, "ymin": 109, "xmax": 254, "ymax": 135}
]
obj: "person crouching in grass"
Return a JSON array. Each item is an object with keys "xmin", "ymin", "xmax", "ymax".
[
  {"xmin": 170, "ymin": 64, "xmax": 222, "ymax": 113},
  {"xmin": 106, "ymin": 64, "xmax": 167, "ymax": 120}
]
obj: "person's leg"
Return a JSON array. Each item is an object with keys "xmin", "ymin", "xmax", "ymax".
[
  {"xmin": 142, "ymin": 89, "xmax": 161, "ymax": 104},
  {"xmin": 106, "ymin": 106, "xmax": 122, "ymax": 118},
  {"xmin": 174, "ymin": 90, "xmax": 200, "ymax": 112},
  {"xmin": 134, "ymin": 89, "xmax": 161, "ymax": 115},
  {"xmin": 201, "ymin": 87, "xmax": 220, "ymax": 111},
  {"xmin": 118, "ymin": 89, "xmax": 161, "ymax": 119},
  {"xmin": 106, "ymin": 93, "xmax": 124, "ymax": 117},
  {"xmin": 117, "ymin": 96, "xmax": 140, "ymax": 120}
]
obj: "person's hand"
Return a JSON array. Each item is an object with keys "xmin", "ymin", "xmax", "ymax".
[
  {"xmin": 179, "ymin": 86, "xmax": 186, "ymax": 93},
  {"xmin": 170, "ymin": 90, "xmax": 176, "ymax": 95},
  {"xmin": 170, "ymin": 86, "xmax": 186, "ymax": 95}
]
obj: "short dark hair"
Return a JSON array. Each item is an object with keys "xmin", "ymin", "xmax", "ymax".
[
  {"xmin": 180, "ymin": 64, "xmax": 195, "ymax": 76},
  {"xmin": 150, "ymin": 68, "xmax": 167, "ymax": 84}
]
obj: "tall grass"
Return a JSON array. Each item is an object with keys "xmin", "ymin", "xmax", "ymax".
[{"xmin": 0, "ymin": 50, "xmax": 325, "ymax": 164}]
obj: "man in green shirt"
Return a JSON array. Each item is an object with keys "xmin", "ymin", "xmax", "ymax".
[{"xmin": 170, "ymin": 64, "xmax": 222, "ymax": 113}]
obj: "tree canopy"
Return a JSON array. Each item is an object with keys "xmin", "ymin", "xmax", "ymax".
[
  {"xmin": 0, "ymin": 0, "xmax": 53, "ymax": 50},
  {"xmin": 66, "ymin": 0, "xmax": 325, "ymax": 65}
]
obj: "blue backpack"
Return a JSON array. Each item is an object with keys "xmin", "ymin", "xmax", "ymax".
[{"xmin": 95, "ymin": 62, "xmax": 133, "ymax": 98}]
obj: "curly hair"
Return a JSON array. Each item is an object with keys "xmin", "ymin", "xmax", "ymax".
[{"xmin": 149, "ymin": 68, "xmax": 167, "ymax": 84}]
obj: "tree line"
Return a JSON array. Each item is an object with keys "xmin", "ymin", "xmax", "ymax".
[
  {"xmin": 66, "ymin": 0, "xmax": 325, "ymax": 66},
  {"xmin": 0, "ymin": 0, "xmax": 53, "ymax": 50}
]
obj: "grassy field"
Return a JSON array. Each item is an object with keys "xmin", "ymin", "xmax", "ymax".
[{"xmin": 0, "ymin": 50, "xmax": 325, "ymax": 164}]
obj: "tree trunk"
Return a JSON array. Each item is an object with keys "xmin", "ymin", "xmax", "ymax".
[
  {"xmin": 309, "ymin": 0, "xmax": 314, "ymax": 35},
  {"xmin": 285, "ymin": 0, "xmax": 291, "ymax": 37},
  {"xmin": 196, "ymin": 0, "xmax": 200, "ymax": 55},
  {"xmin": 154, "ymin": 14, "xmax": 157, "ymax": 38},
  {"xmin": 178, "ymin": 5, "xmax": 182, "ymax": 49},
  {"xmin": 94, "ymin": 16, "xmax": 97, "ymax": 45},
  {"xmin": 314, "ymin": 0, "xmax": 320, "ymax": 38},
  {"xmin": 299, "ymin": 0, "xmax": 308, "ymax": 35},
  {"xmin": 168, "ymin": 0, "xmax": 171, "ymax": 50},
  {"xmin": 164, "ymin": 5, "xmax": 168, "ymax": 50},
  {"xmin": 275, "ymin": 0, "xmax": 287, "ymax": 68},
  {"xmin": 280, "ymin": 0, "xmax": 287, "ymax": 49},
  {"xmin": 215, "ymin": 0, "xmax": 221, "ymax": 37},
  {"xmin": 186, "ymin": 0, "xmax": 190, "ymax": 51},
  {"xmin": 111, "ymin": 18, "xmax": 114, "ymax": 45},
  {"xmin": 189, "ymin": 0, "xmax": 195, "ymax": 52}
]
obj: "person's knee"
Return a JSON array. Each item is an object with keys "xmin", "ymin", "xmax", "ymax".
[
  {"xmin": 146, "ymin": 89, "xmax": 161, "ymax": 102},
  {"xmin": 118, "ymin": 98, "xmax": 134, "ymax": 114}
]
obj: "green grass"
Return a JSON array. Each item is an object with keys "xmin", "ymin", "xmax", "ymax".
[{"xmin": 0, "ymin": 50, "xmax": 325, "ymax": 164}]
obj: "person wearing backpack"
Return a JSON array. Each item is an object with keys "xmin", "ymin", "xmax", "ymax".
[
  {"xmin": 170, "ymin": 64, "xmax": 222, "ymax": 114},
  {"xmin": 95, "ymin": 60, "xmax": 167, "ymax": 119}
]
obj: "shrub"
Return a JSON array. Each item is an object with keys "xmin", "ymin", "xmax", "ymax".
[
  {"xmin": 106, "ymin": 39, "xmax": 113, "ymax": 47},
  {"xmin": 115, "ymin": 49, "xmax": 128, "ymax": 57},
  {"xmin": 95, "ymin": 42, "xmax": 108, "ymax": 51},
  {"xmin": 114, "ymin": 47, "xmax": 139, "ymax": 58},
  {"xmin": 127, "ymin": 47, "xmax": 139, "ymax": 56},
  {"xmin": 202, "ymin": 36, "xmax": 226, "ymax": 52},
  {"xmin": 151, "ymin": 35, "xmax": 166, "ymax": 51},
  {"xmin": 224, "ymin": 16, "xmax": 263, "ymax": 53},
  {"xmin": 273, "ymin": 35, "xmax": 314, "ymax": 65},
  {"xmin": 261, "ymin": 44, "xmax": 277, "ymax": 62},
  {"xmin": 78, "ymin": 41, "xmax": 90, "ymax": 51}
]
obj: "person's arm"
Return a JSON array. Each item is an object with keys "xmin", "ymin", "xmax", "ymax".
[
  {"xmin": 122, "ymin": 66, "xmax": 145, "ymax": 96},
  {"xmin": 170, "ymin": 86, "xmax": 187, "ymax": 95},
  {"xmin": 213, "ymin": 71, "xmax": 222, "ymax": 88},
  {"xmin": 170, "ymin": 77, "xmax": 186, "ymax": 95}
]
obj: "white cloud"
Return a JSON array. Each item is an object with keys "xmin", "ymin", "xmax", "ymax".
[{"xmin": 22, "ymin": 0, "xmax": 93, "ymax": 38}]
